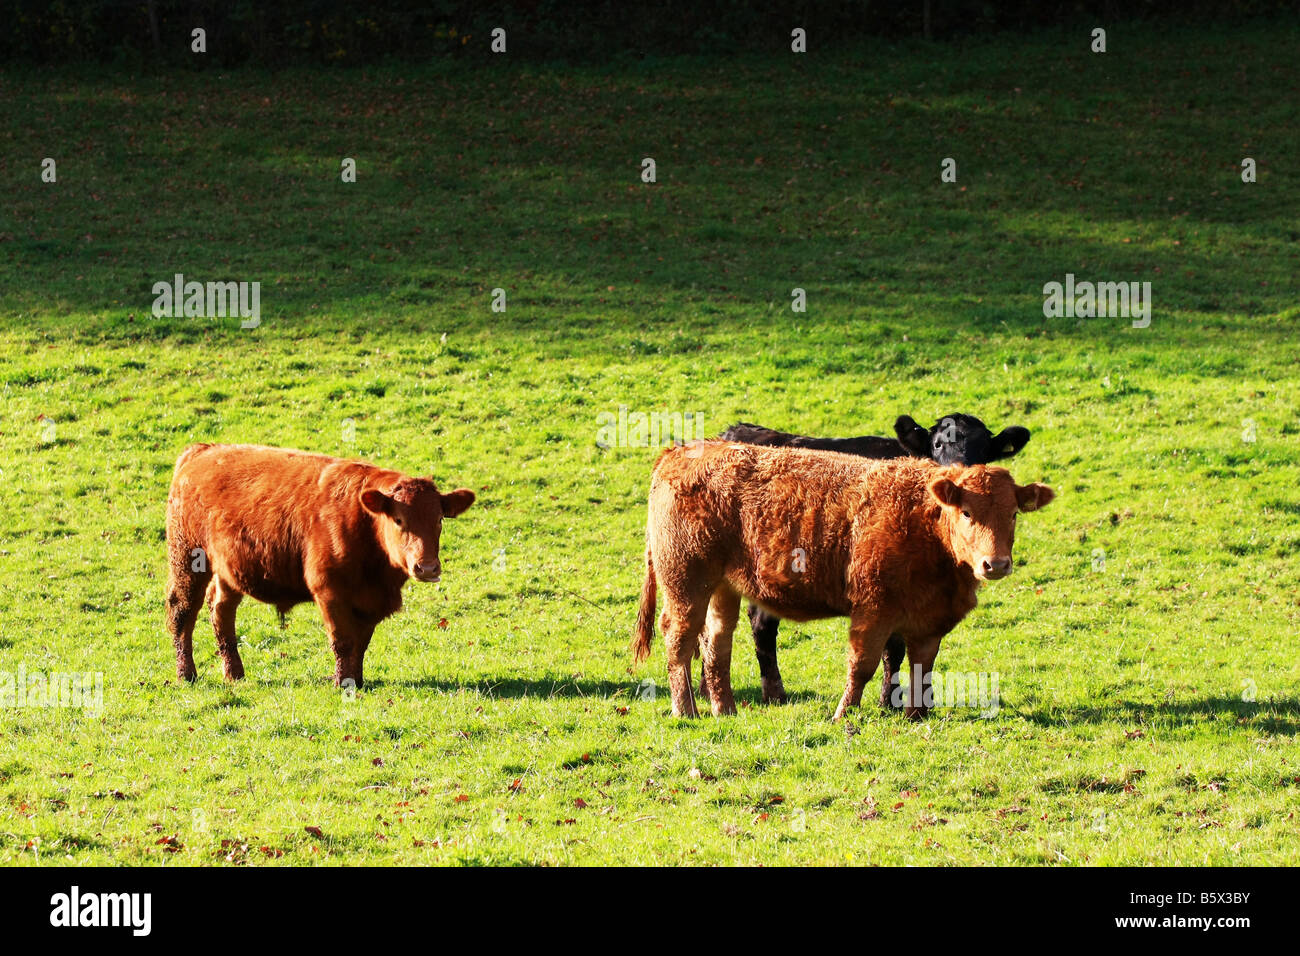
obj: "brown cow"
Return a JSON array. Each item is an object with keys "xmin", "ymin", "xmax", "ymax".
[
  {"xmin": 164, "ymin": 444, "xmax": 474, "ymax": 687},
  {"xmin": 631, "ymin": 442, "xmax": 1053, "ymax": 719}
]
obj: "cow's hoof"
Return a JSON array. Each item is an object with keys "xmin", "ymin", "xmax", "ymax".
[
  {"xmin": 761, "ymin": 677, "xmax": 786, "ymax": 704},
  {"xmin": 177, "ymin": 667, "xmax": 197, "ymax": 683},
  {"xmin": 903, "ymin": 707, "xmax": 929, "ymax": 721}
]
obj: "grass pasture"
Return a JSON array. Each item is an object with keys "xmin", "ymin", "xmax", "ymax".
[{"xmin": 1, "ymin": 21, "xmax": 1299, "ymax": 865}]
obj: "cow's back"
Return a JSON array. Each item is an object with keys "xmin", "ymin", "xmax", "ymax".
[
  {"xmin": 720, "ymin": 422, "xmax": 907, "ymax": 458},
  {"xmin": 651, "ymin": 440, "xmax": 924, "ymax": 521}
]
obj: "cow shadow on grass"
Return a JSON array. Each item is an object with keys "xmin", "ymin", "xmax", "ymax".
[
  {"xmin": 367, "ymin": 673, "xmax": 823, "ymax": 708},
  {"xmin": 1019, "ymin": 695, "xmax": 1300, "ymax": 735},
  {"xmin": 368, "ymin": 674, "xmax": 635, "ymax": 700}
]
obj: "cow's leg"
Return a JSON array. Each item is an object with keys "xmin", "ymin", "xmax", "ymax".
[
  {"xmin": 750, "ymin": 605, "xmax": 786, "ymax": 704},
  {"xmin": 696, "ymin": 634, "xmax": 711, "ymax": 701},
  {"xmin": 348, "ymin": 627, "xmax": 376, "ymax": 689},
  {"xmin": 701, "ymin": 586, "xmax": 741, "ymax": 717},
  {"xmin": 209, "ymin": 577, "xmax": 245, "ymax": 681},
  {"xmin": 903, "ymin": 634, "xmax": 942, "ymax": 720},
  {"xmin": 833, "ymin": 610, "xmax": 893, "ymax": 721},
  {"xmin": 878, "ymin": 633, "xmax": 907, "ymax": 710},
  {"xmin": 164, "ymin": 557, "xmax": 210, "ymax": 682},
  {"xmin": 659, "ymin": 591, "xmax": 709, "ymax": 719},
  {"xmin": 316, "ymin": 597, "xmax": 368, "ymax": 688},
  {"xmin": 703, "ymin": 603, "xmax": 782, "ymax": 703}
]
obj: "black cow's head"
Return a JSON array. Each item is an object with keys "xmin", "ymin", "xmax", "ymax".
[{"xmin": 894, "ymin": 413, "xmax": 1031, "ymax": 466}]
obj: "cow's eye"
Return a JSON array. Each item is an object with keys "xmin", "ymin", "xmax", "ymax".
[
  {"xmin": 394, "ymin": 518, "xmax": 404, "ymax": 529},
  {"xmin": 961, "ymin": 510, "xmax": 971, "ymax": 519}
]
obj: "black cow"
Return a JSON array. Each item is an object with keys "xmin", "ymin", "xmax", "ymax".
[{"xmin": 711, "ymin": 413, "xmax": 1031, "ymax": 706}]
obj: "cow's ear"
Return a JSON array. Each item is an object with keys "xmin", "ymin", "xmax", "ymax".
[
  {"xmin": 895, "ymin": 415, "xmax": 930, "ymax": 457},
  {"xmin": 440, "ymin": 488, "xmax": 476, "ymax": 518},
  {"xmin": 928, "ymin": 477, "xmax": 962, "ymax": 508},
  {"xmin": 988, "ymin": 426, "xmax": 1031, "ymax": 461},
  {"xmin": 360, "ymin": 488, "xmax": 393, "ymax": 516},
  {"xmin": 1016, "ymin": 482, "xmax": 1055, "ymax": 512}
]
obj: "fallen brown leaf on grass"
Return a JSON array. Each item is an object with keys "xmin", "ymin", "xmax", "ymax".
[{"xmin": 155, "ymin": 834, "xmax": 183, "ymax": 852}]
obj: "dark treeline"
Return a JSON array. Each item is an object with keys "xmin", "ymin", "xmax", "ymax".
[{"xmin": 1, "ymin": 0, "xmax": 1294, "ymax": 65}]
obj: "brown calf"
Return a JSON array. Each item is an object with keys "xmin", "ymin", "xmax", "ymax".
[
  {"xmin": 165, "ymin": 444, "xmax": 474, "ymax": 686},
  {"xmin": 631, "ymin": 442, "xmax": 1053, "ymax": 719}
]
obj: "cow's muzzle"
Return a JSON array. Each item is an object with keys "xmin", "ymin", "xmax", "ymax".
[
  {"xmin": 412, "ymin": 562, "xmax": 442, "ymax": 583},
  {"xmin": 978, "ymin": 556, "xmax": 1012, "ymax": 580}
]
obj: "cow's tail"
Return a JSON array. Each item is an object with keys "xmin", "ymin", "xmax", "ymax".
[{"xmin": 631, "ymin": 537, "xmax": 657, "ymax": 663}]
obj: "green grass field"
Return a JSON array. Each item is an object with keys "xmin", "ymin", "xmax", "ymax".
[{"xmin": 2, "ymin": 21, "xmax": 1298, "ymax": 865}]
